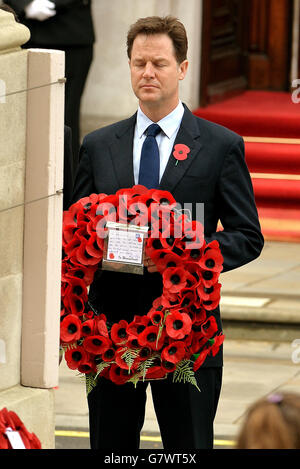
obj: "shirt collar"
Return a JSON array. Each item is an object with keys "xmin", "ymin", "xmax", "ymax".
[{"xmin": 136, "ymin": 101, "xmax": 184, "ymax": 139}]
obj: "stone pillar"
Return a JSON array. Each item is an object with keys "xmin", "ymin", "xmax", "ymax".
[
  {"xmin": 22, "ymin": 48, "xmax": 64, "ymax": 389},
  {"xmin": 0, "ymin": 10, "xmax": 64, "ymax": 449}
]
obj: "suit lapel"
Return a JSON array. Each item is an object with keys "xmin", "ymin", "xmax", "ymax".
[
  {"xmin": 159, "ymin": 105, "xmax": 203, "ymax": 193},
  {"xmin": 108, "ymin": 113, "xmax": 136, "ymax": 189}
]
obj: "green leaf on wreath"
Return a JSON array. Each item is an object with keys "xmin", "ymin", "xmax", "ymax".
[
  {"xmin": 120, "ymin": 347, "xmax": 140, "ymax": 373},
  {"xmin": 173, "ymin": 360, "xmax": 201, "ymax": 392},
  {"xmin": 156, "ymin": 310, "xmax": 170, "ymax": 349},
  {"xmin": 95, "ymin": 360, "xmax": 112, "ymax": 379},
  {"xmin": 137, "ymin": 354, "xmax": 159, "ymax": 381},
  {"xmin": 85, "ymin": 373, "xmax": 97, "ymax": 395}
]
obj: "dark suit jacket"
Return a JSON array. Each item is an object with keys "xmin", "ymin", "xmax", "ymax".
[
  {"xmin": 63, "ymin": 125, "xmax": 74, "ymax": 211},
  {"xmin": 5, "ymin": 0, "xmax": 94, "ymax": 46},
  {"xmin": 71, "ymin": 104, "xmax": 264, "ymax": 367}
]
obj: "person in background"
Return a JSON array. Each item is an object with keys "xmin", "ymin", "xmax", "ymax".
[
  {"xmin": 4, "ymin": 0, "xmax": 95, "ymax": 177},
  {"xmin": 236, "ymin": 392, "xmax": 300, "ymax": 449}
]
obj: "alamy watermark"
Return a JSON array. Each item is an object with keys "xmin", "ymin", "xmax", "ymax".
[
  {"xmin": 94, "ymin": 196, "xmax": 205, "ymax": 249},
  {"xmin": 291, "ymin": 79, "xmax": 300, "ymax": 103},
  {"xmin": 0, "ymin": 79, "xmax": 6, "ymax": 103},
  {"xmin": 291, "ymin": 339, "xmax": 300, "ymax": 364}
]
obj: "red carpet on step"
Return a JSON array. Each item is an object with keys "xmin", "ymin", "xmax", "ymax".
[
  {"xmin": 193, "ymin": 91, "xmax": 300, "ymax": 242},
  {"xmin": 193, "ymin": 90, "xmax": 300, "ymax": 138}
]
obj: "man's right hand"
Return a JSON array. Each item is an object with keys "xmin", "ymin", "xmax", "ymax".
[{"xmin": 25, "ymin": 0, "xmax": 56, "ymax": 21}]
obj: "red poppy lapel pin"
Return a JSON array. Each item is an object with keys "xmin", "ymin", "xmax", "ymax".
[{"xmin": 173, "ymin": 143, "xmax": 190, "ymax": 166}]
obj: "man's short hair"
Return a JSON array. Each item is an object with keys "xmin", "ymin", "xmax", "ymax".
[{"xmin": 127, "ymin": 15, "xmax": 188, "ymax": 64}]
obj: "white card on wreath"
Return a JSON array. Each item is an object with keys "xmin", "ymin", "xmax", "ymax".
[
  {"xmin": 5, "ymin": 427, "xmax": 26, "ymax": 449},
  {"xmin": 102, "ymin": 222, "xmax": 148, "ymax": 275}
]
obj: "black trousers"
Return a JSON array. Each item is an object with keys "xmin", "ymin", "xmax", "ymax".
[{"xmin": 87, "ymin": 367, "xmax": 222, "ymax": 450}]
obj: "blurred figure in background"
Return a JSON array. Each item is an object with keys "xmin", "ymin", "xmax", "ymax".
[
  {"xmin": 5, "ymin": 0, "xmax": 95, "ymax": 176},
  {"xmin": 236, "ymin": 392, "xmax": 300, "ymax": 449}
]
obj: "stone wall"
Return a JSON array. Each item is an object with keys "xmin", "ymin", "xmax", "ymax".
[{"xmin": 0, "ymin": 10, "xmax": 64, "ymax": 449}]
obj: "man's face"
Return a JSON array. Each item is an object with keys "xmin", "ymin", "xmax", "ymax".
[{"xmin": 129, "ymin": 33, "xmax": 188, "ymax": 115}]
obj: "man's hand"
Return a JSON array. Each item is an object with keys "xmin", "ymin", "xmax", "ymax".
[
  {"xmin": 144, "ymin": 255, "xmax": 157, "ymax": 273},
  {"xmin": 25, "ymin": 0, "xmax": 56, "ymax": 21}
]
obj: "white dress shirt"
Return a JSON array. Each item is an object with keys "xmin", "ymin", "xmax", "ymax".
[{"xmin": 133, "ymin": 101, "xmax": 185, "ymax": 185}]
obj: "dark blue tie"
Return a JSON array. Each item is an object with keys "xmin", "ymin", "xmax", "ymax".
[{"xmin": 138, "ymin": 123, "xmax": 161, "ymax": 189}]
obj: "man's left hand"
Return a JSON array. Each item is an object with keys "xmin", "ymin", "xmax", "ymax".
[{"xmin": 144, "ymin": 255, "xmax": 157, "ymax": 273}]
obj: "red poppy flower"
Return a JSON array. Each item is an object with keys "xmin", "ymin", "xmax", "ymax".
[
  {"xmin": 161, "ymin": 341, "xmax": 186, "ymax": 364},
  {"xmin": 83, "ymin": 335, "xmax": 112, "ymax": 355},
  {"xmin": 95, "ymin": 316, "xmax": 109, "ymax": 337},
  {"xmin": 64, "ymin": 277, "xmax": 88, "ymax": 303},
  {"xmin": 63, "ymin": 235, "xmax": 83, "ymax": 259},
  {"xmin": 177, "ymin": 290, "xmax": 197, "ymax": 310},
  {"xmin": 210, "ymin": 333, "xmax": 225, "ymax": 357},
  {"xmin": 165, "ymin": 310, "xmax": 192, "ymax": 339},
  {"xmin": 147, "ymin": 189, "xmax": 177, "ymax": 207},
  {"xmin": 127, "ymin": 315, "xmax": 152, "ymax": 337},
  {"xmin": 160, "ymin": 291, "xmax": 180, "ymax": 309},
  {"xmin": 190, "ymin": 306, "xmax": 206, "ymax": 325},
  {"xmin": 110, "ymin": 320, "xmax": 129, "ymax": 345},
  {"xmin": 156, "ymin": 253, "xmax": 182, "ymax": 278},
  {"xmin": 161, "ymin": 360, "xmax": 177, "ymax": 373},
  {"xmin": 173, "ymin": 144, "xmax": 190, "ymax": 161},
  {"xmin": 184, "ymin": 263, "xmax": 201, "ymax": 288},
  {"xmin": 190, "ymin": 332, "xmax": 208, "ymax": 355},
  {"xmin": 127, "ymin": 199, "xmax": 149, "ymax": 227},
  {"xmin": 77, "ymin": 359, "xmax": 96, "ymax": 374},
  {"xmin": 138, "ymin": 346, "xmax": 152, "ymax": 361},
  {"xmin": 109, "ymin": 364, "xmax": 131, "ymax": 385},
  {"xmin": 81, "ymin": 319, "xmax": 95, "ymax": 337},
  {"xmin": 201, "ymin": 269, "xmax": 220, "ymax": 288},
  {"xmin": 181, "ymin": 220, "xmax": 204, "ymax": 252},
  {"xmin": 65, "ymin": 345, "xmax": 88, "ymax": 370},
  {"xmin": 96, "ymin": 195, "xmax": 118, "ymax": 217},
  {"xmin": 60, "ymin": 314, "xmax": 82, "ymax": 343},
  {"xmin": 64, "ymin": 293, "xmax": 86, "ymax": 317},
  {"xmin": 145, "ymin": 235, "xmax": 165, "ymax": 258},
  {"xmin": 147, "ymin": 310, "xmax": 164, "ymax": 325},
  {"xmin": 193, "ymin": 348, "xmax": 209, "ymax": 371},
  {"xmin": 85, "ymin": 310, "xmax": 94, "ymax": 319},
  {"xmin": 115, "ymin": 347, "xmax": 131, "ymax": 370},
  {"xmin": 163, "ymin": 266, "xmax": 188, "ymax": 294},
  {"xmin": 138, "ymin": 325, "xmax": 166, "ymax": 350},
  {"xmin": 102, "ymin": 347, "xmax": 116, "ymax": 362},
  {"xmin": 199, "ymin": 242, "xmax": 223, "ymax": 273},
  {"xmin": 145, "ymin": 366, "xmax": 166, "ymax": 380},
  {"xmin": 201, "ymin": 316, "xmax": 218, "ymax": 338},
  {"xmin": 62, "ymin": 224, "xmax": 78, "ymax": 249},
  {"xmin": 75, "ymin": 239, "xmax": 101, "ymax": 266},
  {"xmin": 63, "ymin": 261, "xmax": 97, "ymax": 286},
  {"xmin": 126, "ymin": 335, "xmax": 140, "ymax": 349},
  {"xmin": 198, "ymin": 282, "xmax": 221, "ymax": 310},
  {"xmin": 85, "ymin": 232, "xmax": 103, "ymax": 260}
]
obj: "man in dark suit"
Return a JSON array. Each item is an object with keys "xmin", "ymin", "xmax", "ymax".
[
  {"xmin": 71, "ymin": 16, "xmax": 264, "ymax": 450},
  {"xmin": 5, "ymin": 0, "xmax": 95, "ymax": 175}
]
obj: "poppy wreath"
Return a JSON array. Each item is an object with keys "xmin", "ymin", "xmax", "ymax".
[
  {"xmin": 0, "ymin": 408, "xmax": 41, "ymax": 449},
  {"xmin": 61, "ymin": 185, "xmax": 225, "ymax": 393}
]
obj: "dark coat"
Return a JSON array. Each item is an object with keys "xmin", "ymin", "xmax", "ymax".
[
  {"xmin": 71, "ymin": 104, "xmax": 264, "ymax": 367},
  {"xmin": 5, "ymin": 0, "xmax": 94, "ymax": 46}
]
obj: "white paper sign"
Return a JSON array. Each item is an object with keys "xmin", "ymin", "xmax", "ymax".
[
  {"xmin": 5, "ymin": 427, "xmax": 26, "ymax": 449},
  {"xmin": 107, "ymin": 228, "xmax": 145, "ymax": 264}
]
